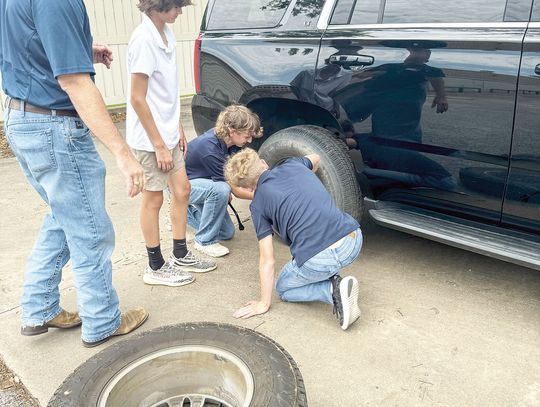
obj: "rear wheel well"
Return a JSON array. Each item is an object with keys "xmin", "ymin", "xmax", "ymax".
[{"xmin": 247, "ymin": 98, "xmax": 342, "ymax": 150}]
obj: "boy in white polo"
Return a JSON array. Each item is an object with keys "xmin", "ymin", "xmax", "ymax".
[{"xmin": 127, "ymin": 0, "xmax": 216, "ymax": 287}]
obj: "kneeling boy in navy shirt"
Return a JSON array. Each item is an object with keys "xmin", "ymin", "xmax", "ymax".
[{"xmin": 224, "ymin": 148, "xmax": 363, "ymax": 330}]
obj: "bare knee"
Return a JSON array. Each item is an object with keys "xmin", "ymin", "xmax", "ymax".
[
  {"xmin": 142, "ymin": 191, "xmax": 164, "ymax": 212},
  {"xmin": 173, "ymin": 180, "xmax": 190, "ymax": 203}
]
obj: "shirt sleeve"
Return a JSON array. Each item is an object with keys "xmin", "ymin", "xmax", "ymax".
[
  {"xmin": 33, "ymin": 0, "xmax": 95, "ymax": 78},
  {"xmin": 251, "ymin": 206, "xmax": 273, "ymax": 241},
  {"xmin": 425, "ymin": 66, "xmax": 445, "ymax": 78},
  {"xmin": 288, "ymin": 156, "xmax": 313, "ymax": 170},
  {"xmin": 128, "ymin": 37, "xmax": 156, "ymax": 77}
]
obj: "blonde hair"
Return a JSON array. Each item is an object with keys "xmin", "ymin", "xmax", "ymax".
[
  {"xmin": 215, "ymin": 105, "xmax": 263, "ymax": 141},
  {"xmin": 225, "ymin": 148, "xmax": 265, "ymax": 189},
  {"xmin": 137, "ymin": 0, "xmax": 192, "ymax": 14}
]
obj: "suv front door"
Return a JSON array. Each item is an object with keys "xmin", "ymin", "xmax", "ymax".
[
  {"xmin": 318, "ymin": 0, "xmax": 532, "ymax": 223},
  {"xmin": 503, "ymin": 2, "xmax": 540, "ymax": 234}
]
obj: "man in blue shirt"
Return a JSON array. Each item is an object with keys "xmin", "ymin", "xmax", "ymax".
[
  {"xmin": 1, "ymin": 0, "xmax": 148, "ymax": 347},
  {"xmin": 224, "ymin": 148, "xmax": 363, "ymax": 330},
  {"xmin": 185, "ymin": 105, "xmax": 262, "ymax": 257}
]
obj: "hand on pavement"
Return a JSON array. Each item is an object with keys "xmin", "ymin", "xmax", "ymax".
[{"xmin": 233, "ymin": 300, "xmax": 269, "ymax": 319}]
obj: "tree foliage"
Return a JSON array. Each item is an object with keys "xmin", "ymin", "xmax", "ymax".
[{"xmin": 261, "ymin": 0, "xmax": 324, "ymax": 18}]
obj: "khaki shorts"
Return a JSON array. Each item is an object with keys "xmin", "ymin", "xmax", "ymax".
[{"xmin": 132, "ymin": 144, "xmax": 185, "ymax": 191}]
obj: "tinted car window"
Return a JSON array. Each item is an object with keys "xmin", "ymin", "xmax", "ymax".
[
  {"xmin": 334, "ymin": 0, "xmax": 509, "ymax": 25},
  {"xmin": 286, "ymin": 0, "xmax": 325, "ymax": 29},
  {"xmin": 383, "ymin": 0, "xmax": 506, "ymax": 23},
  {"xmin": 207, "ymin": 0, "xmax": 292, "ymax": 30},
  {"xmin": 331, "ymin": 0, "xmax": 379, "ymax": 25},
  {"xmin": 531, "ymin": 0, "xmax": 540, "ymax": 21}
]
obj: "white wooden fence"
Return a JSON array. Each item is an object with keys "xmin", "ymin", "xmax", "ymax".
[{"xmin": 0, "ymin": 0, "xmax": 206, "ymax": 121}]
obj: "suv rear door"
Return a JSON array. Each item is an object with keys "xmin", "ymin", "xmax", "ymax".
[{"xmin": 318, "ymin": 0, "xmax": 532, "ymax": 224}]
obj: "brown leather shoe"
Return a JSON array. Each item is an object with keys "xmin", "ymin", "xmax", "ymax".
[
  {"xmin": 82, "ymin": 307, "xmax": 148, "ymax": 348},
  {"xmin": 21, "ymin": 310, "xmax": 81, "ymax": 336}
]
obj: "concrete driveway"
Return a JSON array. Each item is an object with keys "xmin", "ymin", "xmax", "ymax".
[{"xmin": 0, "ymin": 100, "xmax": 539, "ymax": 406}]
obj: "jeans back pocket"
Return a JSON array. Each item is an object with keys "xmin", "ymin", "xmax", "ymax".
[{"xmin": 7, "ymin": 127, "xmax": 57, "ymax": 174}]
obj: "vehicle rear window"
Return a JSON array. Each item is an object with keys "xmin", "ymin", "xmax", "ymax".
[
  {"xmin": 207, "ymin": 0, "xmax": 292, "ymax": 30},
  {"xmin": 331, "ymin": 0, "xmax": 510, "ymax": 25}
]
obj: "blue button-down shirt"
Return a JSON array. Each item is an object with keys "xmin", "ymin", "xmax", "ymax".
[{"xmin": 0, "ymin": 0, "xmax": 95, "ymax": 110}]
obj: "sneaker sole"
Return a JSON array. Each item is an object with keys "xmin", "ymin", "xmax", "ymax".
[
  {"xmin": 340, "ymin": 276, "xmax": 361, "ymax": 330},
  {"xmin": 176, "ymin": 263, "xmax": 217, "ymax": 273},
  {"xmin": 143, "ymin": 275, "xmax": 195, "ymax": 287},
  {"xmin": 193, "ymin": 244, "xmax": 229, "ymax": 258}
]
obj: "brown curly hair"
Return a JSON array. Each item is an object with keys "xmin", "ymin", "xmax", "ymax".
[
  {"xmin": 215, "ymin": 105, "xmax": 263, "ymax": 142},
  {"xmin": 137, "ymin": 0, "xmax": 193, "ymax": 14},
  {"xmin": 224, "ymin": 148, "xmax": 265, "ymax": 190}
]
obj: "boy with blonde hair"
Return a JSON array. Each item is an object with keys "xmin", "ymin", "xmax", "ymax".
[
  {"xmin": 127, "ymin": 0, "xmax": 216, "ymax": 287},
  {"xmin": 225, "ymin": 148, "xmax": 363, "ymax": 330},
  {"xmin": 185, "ymin": 105, "xmax": 263, "ymax": 257}
]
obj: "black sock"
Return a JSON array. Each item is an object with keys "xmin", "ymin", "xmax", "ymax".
[
  {"xmin": 147, "ymin": 245, "xmax": 165, "ymax": 270},
  {"xmin": 173, "ymin": 238, "xmax": 188, "ymax": 259}
]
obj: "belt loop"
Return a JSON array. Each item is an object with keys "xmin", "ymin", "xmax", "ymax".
[
  {"xmin": 4, "ymin": 96, "xmax": 11, "ymax": 109},
  {"xmin": 21, "ymin": 100, "xmax": 26, "ymax": 117},
  {"xmin": 51, "ymin": 109, "xmax": 57, "ymax": 117}
]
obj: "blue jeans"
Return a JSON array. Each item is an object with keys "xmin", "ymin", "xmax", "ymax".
[
  {"xmin": 276, "ymin": 228, "xmax": 362, "ymax": 304},
  {"xmin": 5, "ymin": 107, "xmax": 121, "ymax": 343},
  {"xmin": 187, "ymin": 178, "xmax": 235, "ymax": 245}
]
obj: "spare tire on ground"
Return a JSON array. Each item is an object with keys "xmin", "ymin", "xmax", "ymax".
[
  {"xmin": 48, "ymin": 322, "xmax": 307, "ymax": 407},
  {"xmin": 258, "ymin": 125, "xmax": 363, "ymax": 221}
]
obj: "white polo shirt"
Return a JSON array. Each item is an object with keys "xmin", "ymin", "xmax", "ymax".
[{"xmin": 126, "ymin": 14, "xmax": 180, "ymax": 151}]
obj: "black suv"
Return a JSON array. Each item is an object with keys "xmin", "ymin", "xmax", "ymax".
[{"xmin": 192, "ymin": 0, "xmax": 540, "ymax": 270}]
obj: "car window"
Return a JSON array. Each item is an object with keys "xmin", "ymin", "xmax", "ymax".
[
  {"xmin": 331, "ymin": 0, "xmax": 510, "ymax": 25},
  {"xmin": 383, "ymin": 0, "xmax": 506, "ymax": 23},
  {"xmin": 207, "ymin": 0, "xmax": 292, "ymax": 30},
  {"xmin": 531, "ymin": 0, "xmax": 540, "ymax": 21}
]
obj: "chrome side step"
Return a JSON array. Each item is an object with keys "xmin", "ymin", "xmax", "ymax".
[{"xmin": 366, "ymin": 199, "xmax": 540, "ymax": 270}]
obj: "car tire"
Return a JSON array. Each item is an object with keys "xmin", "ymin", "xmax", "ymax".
[
  {"xmin": 258, "ymin": 125, "xmax": 363, "ymax": 221},
  {"xmin": 48, "ymin": 322, "xmax": 307, "ymax": 407}
]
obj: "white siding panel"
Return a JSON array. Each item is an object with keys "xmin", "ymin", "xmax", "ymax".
[{"xmin": 1, "ymin": 0, "xmax": 206, "ymax": 121}]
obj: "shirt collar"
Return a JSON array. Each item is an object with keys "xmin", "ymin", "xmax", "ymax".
[{"xmin": 142, "ymin": 14, "xmax": 174, "ymax": 53}]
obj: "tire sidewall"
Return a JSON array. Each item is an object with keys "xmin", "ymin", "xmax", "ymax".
[{"xmin": 48, "ymin": 323, "xmax": 306, "ymax": 407}]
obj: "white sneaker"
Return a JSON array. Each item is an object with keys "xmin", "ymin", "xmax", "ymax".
[
  {"xmin": 193, "ymin": 242, "xmax": 229, "ymax": 258},
  {"xmin": 142, "ymin": 264, "xmax": 194, "ymax": 287},
  {"xmin": 169, "ymin": 251, "xmax": 217, "ymax": 273}
]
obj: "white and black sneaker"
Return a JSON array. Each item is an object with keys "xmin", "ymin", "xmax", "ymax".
[
  {"xmin": 169, "ymin": 251, "xmax": 217, "ymax": 273},
  {"xmin": 143, "ymin": 264, "xmax": 194, "ymax": 287},
  {"xmin": 332, "ymin": 275, "xmax": 361, "ymax": 330}
]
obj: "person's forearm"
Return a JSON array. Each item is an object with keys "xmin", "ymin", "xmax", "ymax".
[
  {"xmin": 430, "ymin": 77, "xmax": 446, "ymax": 97},
  {"xmin": 58, "ymin": 74, "xmax": 130, "ymax": 156},
  {"xmin": 131, "ymin": 96, "xmax": 166, "ymax": 149},
  {"xmin": 259, "ymin": 259, "xmax": 275, "ymax": 307},
  {"xmin": 231, "ymin": 185, "xmax": 254, "ymax": 200}
]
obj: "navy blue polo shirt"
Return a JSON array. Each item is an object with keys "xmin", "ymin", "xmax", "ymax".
[
  {"xmin": 250, "ymin": 157, "xmax": 359, "ymax": 266},
  {"xmin": 186, "ymin": 128, "xmax": 238, "ymax": 182},
  {"xmin": 0, "ymin": 0, "xmax": 95, "ymax": 110}
]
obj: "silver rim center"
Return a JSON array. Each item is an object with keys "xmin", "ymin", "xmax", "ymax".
[{"xmin": 98, "ymin": 345, "xmax": 255, "ymax": 407}]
